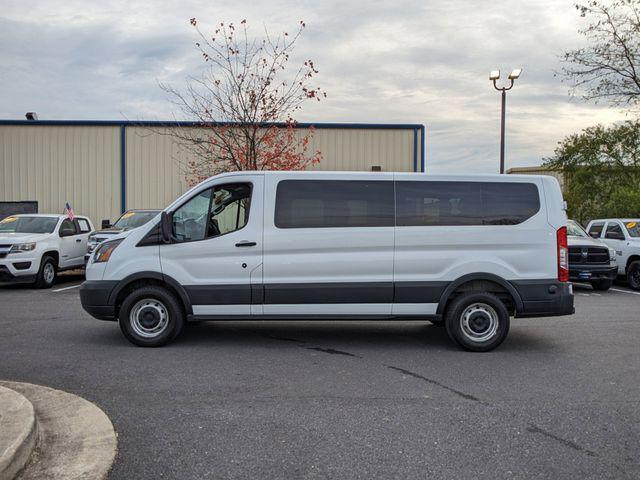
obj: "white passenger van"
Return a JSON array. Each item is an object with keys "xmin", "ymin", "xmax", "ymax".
[{"xmin": 80, "ymin": 171, "xmax": 574, "ymax": 351}]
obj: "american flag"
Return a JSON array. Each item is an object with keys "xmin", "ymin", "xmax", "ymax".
[{"xmin": 65, "ymin": 202, "xmax": 75, "ymax": 221}]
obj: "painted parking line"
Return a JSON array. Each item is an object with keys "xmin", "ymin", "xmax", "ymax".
[
  {"xmin": 610, "ymin": 288, "xmax": 640, "ymax": 296},
  {"xmin": 52, "ymin": 284, "xmax": 82, "ymax": 292}
]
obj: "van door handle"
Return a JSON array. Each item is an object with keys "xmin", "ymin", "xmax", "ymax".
[
  {"xmin": 76, "ymin": 238, "xmax": 82, "ymax": 243},
  {"xmin": 235, "ymin": 241, "xmax": 257, "ymax": 247}
]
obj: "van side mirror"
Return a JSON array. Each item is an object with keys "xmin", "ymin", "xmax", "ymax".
[
  {"xmin": 101, "ymin": 219, "xmax": 111, "ymax": 229},
  {"xmin": 160, "ymin": 211, "xmax": 173, "ymax": 244}
]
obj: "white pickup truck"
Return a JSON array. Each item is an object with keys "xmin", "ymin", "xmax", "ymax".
[
  {"xmin": 0, "ymin": 214, "xmax": 94, "ymax": 288},
  {"xmin": 586, "ymin": 218, "xmax": 640, "ymax": 290}
]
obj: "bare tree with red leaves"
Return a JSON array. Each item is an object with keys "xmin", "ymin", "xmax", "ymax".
[{"xmin": 161, "ymin": 19, "xmax": 325, "ymax": 186}]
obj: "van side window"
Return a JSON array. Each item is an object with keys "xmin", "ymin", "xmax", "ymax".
[
  {"xmin": 481, "ymin": 183, "xmax": 540, "ymax": 225},
  {"xmin": 274, "ymin": 180, "xmax": 394, "ymax": 228},
  {"xmin": 588, "ymin": 222, "xmax": 604, "ymax": 238},
  {"xmin": 396, "ymin": 182, "xmax": 481, "ymax": 226},
  {"xmin": 210, "ymin": 184, "xmax": 252, "ymax": 236},
  {"xmin": 395, "ymin": 181, "xmax": 539, "ymax": 226},
  {"xmin": 172, "ymin": 183, "xmax": 252, "ymax": 242}
]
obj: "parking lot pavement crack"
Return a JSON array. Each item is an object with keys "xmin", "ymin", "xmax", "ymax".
[
  {"xmin": 526, "ymin": 424, "xmax": 596, "ymax": 457},
  {"xmin": 264, "ymin": 334, "xmax": 307, "ymax": 344},
  {"xmin": 386, "ymin": 365, "xmax": 490, "ymax": 406},
  {"xmin": 306, "ymin": 347, "xmax": 362, "ymax": 358}
]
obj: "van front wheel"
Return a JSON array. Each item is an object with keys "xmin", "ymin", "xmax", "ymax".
[
  {"xmin": 444, "ymin": 292, "xmax": 510, "ymax": 352},
  {"xmin": 118, "ymin": 286, "xmax": 185, "ymax": 347}
]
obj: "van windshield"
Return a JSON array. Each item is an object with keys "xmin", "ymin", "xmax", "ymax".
[{"xmin": 0, "ymin": 216, "xmax": 58, "ymax": 234}]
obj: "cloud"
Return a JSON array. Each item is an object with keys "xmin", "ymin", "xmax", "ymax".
[{"xmin": 0, "ymin": 0, "xmax": 631, "ymax": 172}]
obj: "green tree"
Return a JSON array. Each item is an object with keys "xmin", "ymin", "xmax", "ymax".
[{"xmin": 543, "ymin": 121, "xmax": 640, "ymax": 223}]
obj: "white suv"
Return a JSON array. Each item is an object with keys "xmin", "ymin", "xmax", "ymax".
[
  {"xmin": 0, "ymin": 214, "xmax": 94, "ymax": 288},
  {"xmin": 586, "ymin": 218, "xmax": 640, "ymax": 290}
]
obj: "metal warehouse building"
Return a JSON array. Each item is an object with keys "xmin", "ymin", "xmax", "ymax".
[{"xmin": 0, "ymin": 120, "xmax": 425, "ymax": 225}]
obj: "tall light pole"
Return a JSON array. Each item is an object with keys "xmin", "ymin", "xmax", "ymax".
[{"xmin": 490, "ymin": 68, "xmax": 522, "ymax": 174}]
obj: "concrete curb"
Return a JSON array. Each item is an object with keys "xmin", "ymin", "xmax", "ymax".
[
  {"xmin": 0, "ymin": 381, "xmax": 117, "ymax": 480},
  {"xmin": 0, "ymin": 385, "xmax": 38, "ymax": 480}
]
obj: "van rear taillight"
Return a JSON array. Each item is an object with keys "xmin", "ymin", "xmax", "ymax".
[{"xmin": 557, "ymin": 226, "xmax": 569, "ymax": 282}]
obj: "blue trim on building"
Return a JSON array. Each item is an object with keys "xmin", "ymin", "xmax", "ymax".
[
  {"xmin": 0, "ymin": 119, "xmax": 424, "ymax": 131},
  {"xmin": 119, "ymin": 126, "xmax": 126, "ymax": 214},
  {"xmin": 420, "ymin": 124, "xmax": 426, "ymax": 172}
]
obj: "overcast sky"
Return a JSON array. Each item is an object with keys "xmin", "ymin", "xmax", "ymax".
[{"xmin": 0, "ymin": 0, "xmax": 631, "ymax": 172}]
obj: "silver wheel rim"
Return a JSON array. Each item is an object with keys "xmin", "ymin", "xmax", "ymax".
[
  {"xmin": 43, "ymin": 262, "xmax": 55, "ymax": 284},
  {"xmin": 130, "ymin": 299, "xmax": 169, "ymax": 339},
  {"xmin": 460, "ymin": 302, "xmax": 499, "ymax": 343}
]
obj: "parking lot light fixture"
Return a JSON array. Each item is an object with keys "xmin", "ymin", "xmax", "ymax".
[{"xmin": 491, "ymin": 67, "xmax": 522, "ymax": 174}]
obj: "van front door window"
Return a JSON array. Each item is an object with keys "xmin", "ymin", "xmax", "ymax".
[{"xmin": 172, "ymin": 183, "xmax": 252, "ymax": 242}]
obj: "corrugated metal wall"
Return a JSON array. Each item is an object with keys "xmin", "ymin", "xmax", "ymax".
[
  {"xmin": 304, "ymin": 128, "xmax": 417, "ymax": 172},
  {"xmin": 0, "ymin": 123, "xmax": 423, "ymax": 226},
  {"xmin": 125, "ymin": 126, "xmax": 419, "ymax": 212},
  {"xmin": 0, "ymin": 125, "xmax": 121, "ymax": 225}
]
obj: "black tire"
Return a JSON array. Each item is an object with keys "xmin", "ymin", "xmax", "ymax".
[
  {"xmin": 627, "ymin": 261, "xmax": 640, "ymax": 291},
  {"xmin": 35, "ymin": 255, "xmax": 57, "ymax": 289},
  {"xmin": 590, "ymin": 279, "xmax": 612, "ymax": 291},
  {"xmin": 444, "ymin": 292, "xmax": 510, "ymax": 352},
  {"xmin": 118, "ymin": 286, "xmax": 185, "ymax": 347}
]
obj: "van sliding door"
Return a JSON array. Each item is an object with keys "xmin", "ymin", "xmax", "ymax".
[{"xmin": 262, "ymin": 174, "xmax": 395, "ymax": 316}]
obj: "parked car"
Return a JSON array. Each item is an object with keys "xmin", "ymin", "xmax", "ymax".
[
  {"xmin": 566, "ymin": 220, "xmax": 617, "ymax": 291},
  {"xmin": 85, "ymin": 209, "xmax": 161, "ymax": 263},
  {"xmin": 586, "ymin": 218, "xmax": 640, "ymax": 290},
  {"xmin": 0, "ymin": 214, "xmax": 93, "ymax": 288},
  {"xmin": 80, "ymin": 171, "xmax": 574, "ymax": 351}
]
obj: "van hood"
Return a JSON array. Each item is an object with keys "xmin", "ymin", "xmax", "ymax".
[
  {"xmin": 0, "ymin": 232, "xmax": 50, "ymax": 243},
  {"xmin": 568, "ymin": 235, "xmax": 608, "ymax": 248}
]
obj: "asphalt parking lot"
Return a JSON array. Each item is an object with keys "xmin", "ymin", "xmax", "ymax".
[{"xmin": 1, "ymin": 276, "xmax": 639, "ymax": 480}]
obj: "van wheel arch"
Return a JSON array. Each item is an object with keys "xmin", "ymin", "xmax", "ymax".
[
  {"xmin": 437, "ymin": 273, "xmax": 522, "ymax": 317},
  {"xmin": 109, "ymin": 272, "xmax": 193, "ymax": 318}
]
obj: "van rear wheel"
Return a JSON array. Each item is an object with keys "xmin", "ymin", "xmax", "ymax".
[
  {"xmin": 444, "ymin": 292, "xmax": 510, "ymax": 352},
  {"xmin": 118, "ymin": 286, "xmax": 185, "ymax": 347}
]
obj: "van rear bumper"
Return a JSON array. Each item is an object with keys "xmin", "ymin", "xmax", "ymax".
[
  {"xmin": 80, "ymin": 280, "xmax": 118, "ymax": 321},
  {"xmin": 512, "ymin": 280, "xmax": 574, "ymax": 318}
]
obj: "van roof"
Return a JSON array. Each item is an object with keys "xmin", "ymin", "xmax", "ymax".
[{"xmin": 209, "ymin": 170, "xmax": 550, "ymax": 181}]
